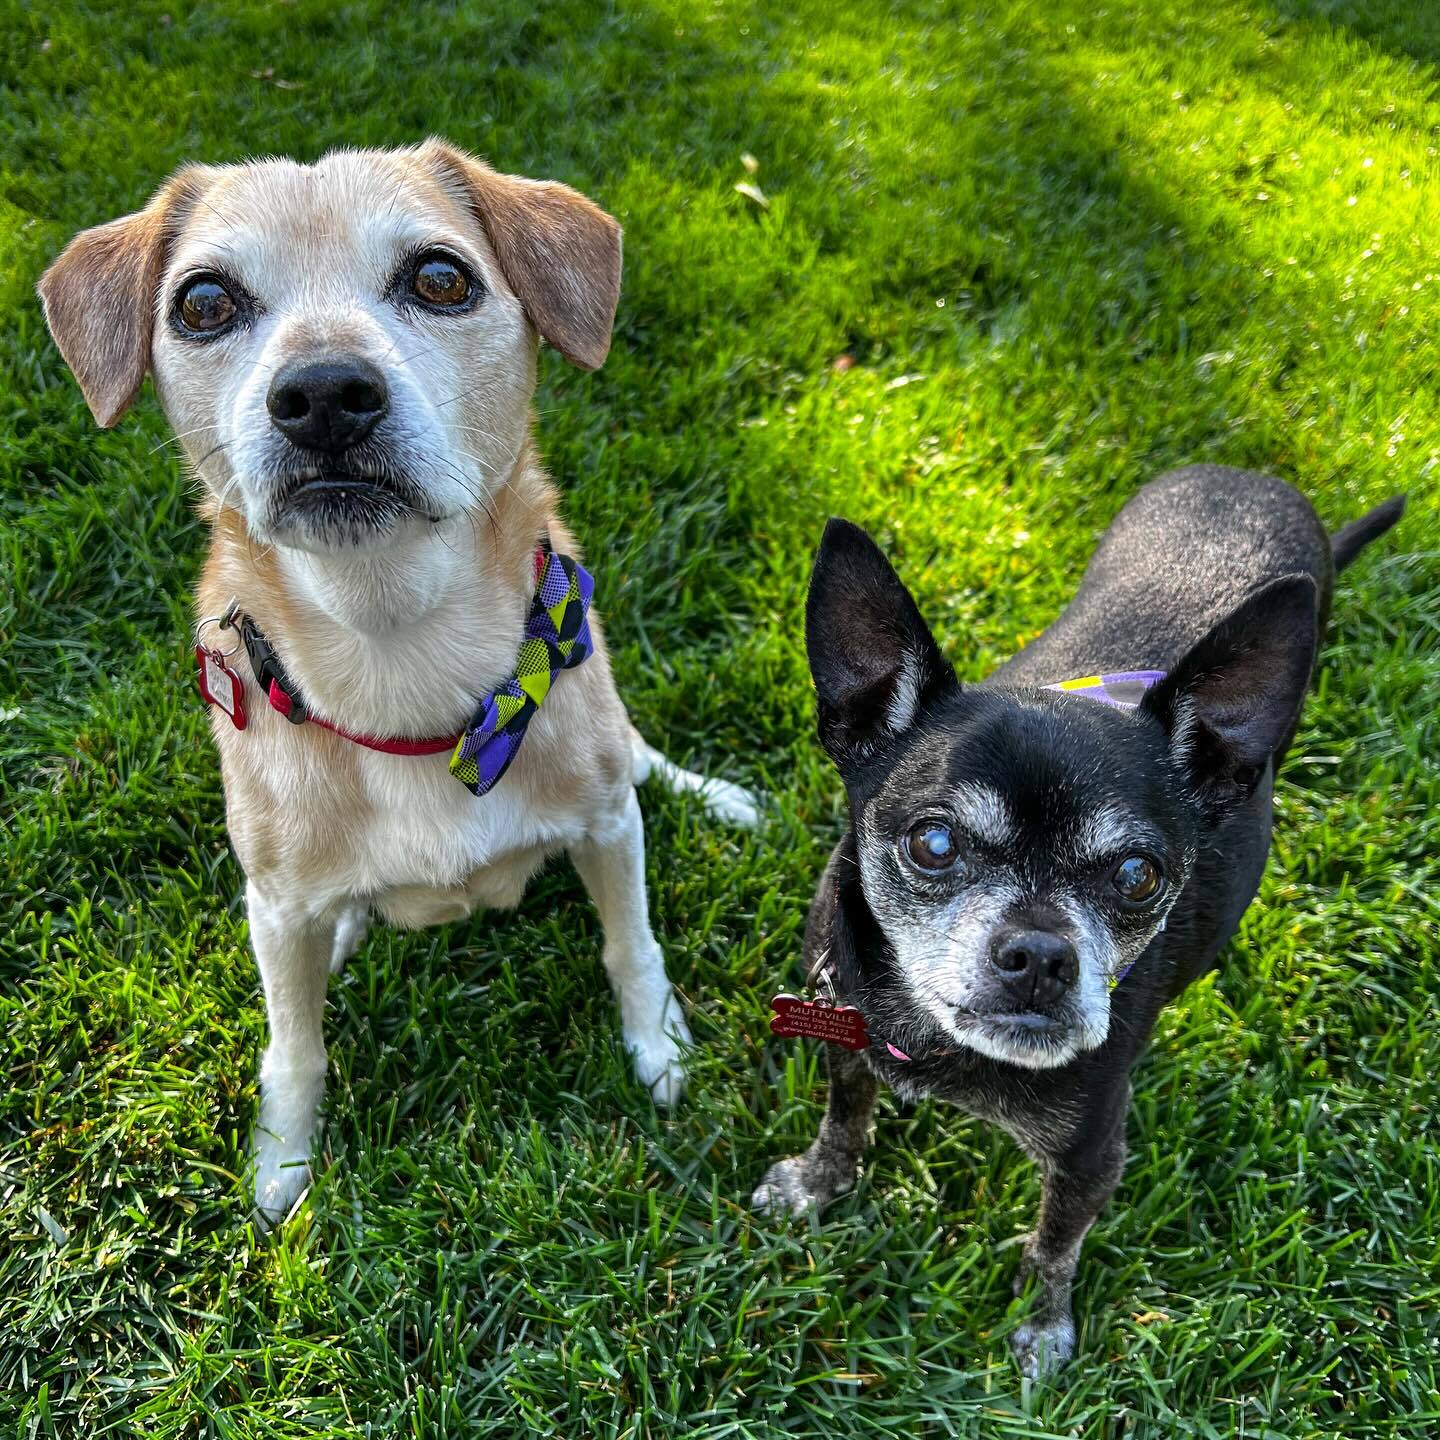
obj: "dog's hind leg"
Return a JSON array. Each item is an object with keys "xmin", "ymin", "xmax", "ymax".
[
  {"xmin": 750, "ymin": 1044, "xmax": 879, "ymax": 1215},
  {"xmin": 1011, "ymin": 1115, "xmax": 1127, "ymax": 1379},
  {"xmin": 571, "ymin": 786, "xmax": 692, "ymax": 1107},
  {"xmin": 629, "ymin": 726, "xmax": 760, "ymax": 829},
  {"xmin": 247, "ymin": 882, "xmax": 337, "ymax": 1226}
]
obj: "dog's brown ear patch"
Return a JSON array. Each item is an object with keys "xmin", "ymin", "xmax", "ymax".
[
  {"xmin": 421, "ymin": 139, "xmax": 622, "ymax": 371},
  {"xmin": 38, "ymin": 168, "xmax": 207, "ymax": 427}
]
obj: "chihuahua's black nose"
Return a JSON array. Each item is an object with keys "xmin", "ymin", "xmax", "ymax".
[
  {"xmin": 267, "ymin": 358, "xmax": 389, "ymax": 455},
  {"xmin": 990, "ymin": 929, "xmax": 1078, "ymax": 1009}
]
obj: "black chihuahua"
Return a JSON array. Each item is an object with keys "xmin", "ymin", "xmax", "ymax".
[{"xmin": 753, "ymin": 464, "xmax": 1403, "ymax": 1377}]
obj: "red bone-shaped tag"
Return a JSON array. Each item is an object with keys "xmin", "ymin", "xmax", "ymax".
[
  {"xmin": 769, "ymin": 993, "xmax": 869, "ymax": 1050},
  {"xmin": 196, "ymin": 646, "xmax": 247, "ymax": 731}
]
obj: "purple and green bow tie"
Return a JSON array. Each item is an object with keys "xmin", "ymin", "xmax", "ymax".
[{"xmin": 449, "ymin": 549, "xmax": 594, "ymax": 796}]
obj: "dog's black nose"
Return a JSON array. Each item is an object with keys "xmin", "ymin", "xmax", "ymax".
[
  {"xmin": 990, "ymin": 929, "xmax": 1078, "ymax": 1008},
  {"xmin": 267, "ymin": 358, "xmax": 389, "ymax": 455}
]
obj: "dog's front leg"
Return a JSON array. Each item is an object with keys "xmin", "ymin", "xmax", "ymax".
[
  {"xmin": 247, "ymin": 881, "xmax": 337, "ymax": 1225},
  {"xmin": 571, "ymin": 787, "xmax": 690, "ymax": 1106},
  {"xmin": 1010, "ymin": 1118, "xmax": 1127, "ymax": 1379},
  {"xmin": 751, "ymin": 1043, "xmax": 879, "ymax": 1215}
]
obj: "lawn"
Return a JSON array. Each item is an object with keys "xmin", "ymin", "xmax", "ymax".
[{"xmin": 2, "ymin": 0, "xmax": 1437, "ymax": 1434}]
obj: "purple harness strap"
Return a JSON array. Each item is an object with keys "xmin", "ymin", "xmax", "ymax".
[{"xmin": 1042, "ymin": 669, "xmax": 1167, "ymax": 709}]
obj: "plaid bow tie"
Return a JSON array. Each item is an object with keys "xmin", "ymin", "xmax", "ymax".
[{"xmin": 449, "ymin": 549, "xmax": 594, "ymax": 796}]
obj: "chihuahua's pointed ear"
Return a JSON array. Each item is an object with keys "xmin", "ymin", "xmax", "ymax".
[
  {"xmin": 420, "ymin": 138, "xmax": 622, "ymax": 371},
  {"xmin": 1142, "ymin": 573, "xmax": 1319, "ymax": 795},
  {"xmin": 806, "ymin": 519, "xmax": 955, "ymax": 767},
  {"xmin": 38, "ymin": 168, "xmax": 208, "ymax": 427}
]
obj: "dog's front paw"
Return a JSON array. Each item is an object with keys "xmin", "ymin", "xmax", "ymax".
[
  {"xmin": 750, "ymin": 1154, "xmax": 852, "ymax": 1217},
  {"xmin": 252, "ymin": 1141, "xmax": 311, "ymax": 1229},
  {"xmin": 1010, "ymin": 1316, "xmax": 1076, "ymax": 1380},
  {"xmin": 751, "ymin": 1157, "xmax": 818, "ymax": 1216},
  {"xmin": 625, "ymin": 990, "xmax": 690, "ymax": 1108}
]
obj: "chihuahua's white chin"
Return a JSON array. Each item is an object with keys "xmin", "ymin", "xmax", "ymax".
[
  {"xmin": 942, "ymin": 1010, "xmax": 1111, "ymax": 1070},
  {"xmin": 269, "ymin": 521, "xmax": 420, "ymax": 556},
  {"xmin": 964, "ymin": 1018, "xmax": 1083, "ymax": 1070}
]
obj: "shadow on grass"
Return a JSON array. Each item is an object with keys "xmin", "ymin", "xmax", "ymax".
[{"xmin": 1271, "ymin": 0, "xmax": 1440, "ymax": 68}]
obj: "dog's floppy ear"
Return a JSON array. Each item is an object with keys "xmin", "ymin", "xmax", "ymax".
[
  {"xmin": 420, "ymin": 138, "xmax": 622, "ymax": 371},
  {"xmin": 38, "ymin": 168, "xmax": 208, "ymax": 427},
  {"xmin": 806, "ymin": 519, "xmax": 955, "ymax": 768},
  {"xmin": 1141, "ymin": 573, "xmax": 1319, "ymax": 794}
]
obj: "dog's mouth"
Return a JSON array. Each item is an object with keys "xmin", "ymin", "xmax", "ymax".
[
  {"xmin": 938, "ymin": 988, "xmax": 1073, "ymax": 1035},
  {"xmin": 975, "ymin": 1010, "xmax": 1063, "ymax": 1030},
  {"xmin": 278, "ymin": 465, "xmax": 431, "ymax": 512},
  {"xmin": 947, "ymin": 997, "xmax": 1083, "ymax": 1046},
  {"xmin": 938, "ymin": 994, "xmax": 1107, "ymax": 1068},
  {"xmin": 933, "ymin": 1006, "xmax": 1087, "ymax": 1070},
  {"xmin": 268, "ymin": 462, "xmax": 442, "ymax": 540},
  {"xmin": 967, "ymin": 1010, "xmax": 1070, "ymax": 1040}
]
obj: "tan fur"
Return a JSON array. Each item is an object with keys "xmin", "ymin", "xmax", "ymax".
[
  {"xmin": 421, "ymin": 139, "xmax": 622, "ymax": 371},
  {"xmin": 37, "ymin": 167, "xmax": 210, "ymax": 426}
]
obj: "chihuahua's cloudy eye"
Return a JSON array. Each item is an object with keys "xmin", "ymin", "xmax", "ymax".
[
  {"xmin": 1113, "ymin": 855, "xmax": 1162, "ymax": 904},
  {"xmin": 411, "ymin": 252, "xmax": 473, "ymax": 309},
  {"xmin": 906, "ymin": 821, "xmax": 957, "ymax": 872},
  {"xmin": 175, "ymin": 276, "xmax": 238, "ymax": 335}
]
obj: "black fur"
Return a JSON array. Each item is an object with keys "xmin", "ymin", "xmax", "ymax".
[{"xmin": 752, "ymin": 464, "xmax": 1404, "ymax": 1378}]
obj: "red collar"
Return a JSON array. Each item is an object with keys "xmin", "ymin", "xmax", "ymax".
[{"xmin": 196, "ymin": 544, "xmax": 548, "ymax": 756}]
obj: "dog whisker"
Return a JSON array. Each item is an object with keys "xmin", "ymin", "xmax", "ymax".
[
  {"xmin": 449, "ymin": 422, "xmax": 513, "ymax": 449},
  {"xmin": 191, "ymin": 440, "xmax": 231, "ymax": 472},
  {"xmin": 151, "ymin": 423, "xmax": 218, "ymax": 455}
]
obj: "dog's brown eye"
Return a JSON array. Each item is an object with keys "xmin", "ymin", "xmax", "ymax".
[
  {"xmin": 412, "ymin": 255, "xmax": 471, "ymax": 308},
  {"xmin": 177, "ymin": 278, "xmax": 237, "ymax": 334},
  {"xmin": 906, "ymin": 821, "xmax": 957, "ymax": 872},
  {"xmin": 1113, "ymin": 855, "xmax": 1162, "ymax": 904}
]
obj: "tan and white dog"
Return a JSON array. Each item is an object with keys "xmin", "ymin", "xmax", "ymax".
[{"xmin": 39, "ymin": 140, "xmax": 757, "ymax": 1222}]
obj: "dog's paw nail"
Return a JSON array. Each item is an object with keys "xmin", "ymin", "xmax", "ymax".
[
  {"xmin": 253, "ymin": 1176, "xmax": 308, "ymax": 1230},
  {"xmin": 1010, "ymin": 1318, "xmax": 1076, "ymax": 1379},
  {"xmin": 631, "ymin": 1047, "xmax": 686, "ymax": 1106},
  {"xmin": 645, "ymin": 1059, "xmax": 686, "ymax": 1108}
]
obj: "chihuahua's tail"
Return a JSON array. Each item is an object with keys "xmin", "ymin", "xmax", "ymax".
[{"xmin": 1331, "ymin": 495, "xmax": 1406, "ymax": 572}]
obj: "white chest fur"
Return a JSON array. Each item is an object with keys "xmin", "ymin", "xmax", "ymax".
[{"xmin": 209, "ymin": 521, "xmax": 633, "ymax": 926}]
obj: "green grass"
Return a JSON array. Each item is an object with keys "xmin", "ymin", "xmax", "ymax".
[{"xmin": 2, "ymin": 0, "xmax": 1437, "ymax": 1434}]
